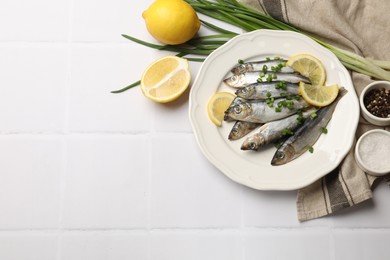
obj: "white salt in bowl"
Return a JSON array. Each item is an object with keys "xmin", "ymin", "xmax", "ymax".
[
  {"xmin": 355, "ymin": 129, "xmax": 390, "ymax": 176},
  {"xmin": 359, "ymin": 81, "xmax": 390, "ymax": 126}
]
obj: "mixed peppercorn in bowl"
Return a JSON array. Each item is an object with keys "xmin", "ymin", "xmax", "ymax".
[{"xmin": 359, "ymin": 81, "xmax": 390, "ymax": 126}]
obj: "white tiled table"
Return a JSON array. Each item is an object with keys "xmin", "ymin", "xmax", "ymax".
[{"xmin": 0, "ymin": 1, "xmax": 389, "ymax": 259}]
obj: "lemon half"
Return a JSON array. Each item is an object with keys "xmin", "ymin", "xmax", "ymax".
[{"xmin": 141, "ymin": 56, "xmax": 191, "ymax": 103}]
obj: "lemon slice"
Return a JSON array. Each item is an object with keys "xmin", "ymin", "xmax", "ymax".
[
  {"xmin": 299, "ymin": 82, "xmax": 339, "ymax": 107},
  {"xmin": 287, "ymin": 54, "xmax": 326, "ymax": 86},
  {"xmin": 207, "ymin": 92, "xmax": 235, "ymax": 126},
  {"xmin": 141, "ymin": 56, "xmax": 191, "ymax": 103}
]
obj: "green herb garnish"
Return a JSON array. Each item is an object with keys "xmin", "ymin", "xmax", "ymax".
[{"xmin": 282, "ymin": 128, "xmax": 294, "ymax": 136}]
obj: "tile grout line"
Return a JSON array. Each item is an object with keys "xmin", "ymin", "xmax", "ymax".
[
  {"xmin": 329, "ymin": 227, "xmax": 336, "ymax": 260},
  {"xmin": 0, "ymin": 226, "xmax": 390, "ymax": 233},
  {"xmin": 239, "ymin": 186, "xmax": 246, "ymax": 260},
  {"xmin": 146, "ymin": 108, "xmax": 156, "ymax": 260},
  {"xmin": 146, "ymin": 133, "xmax": 152, "ymax": 260},
  {"xmin": 56, "ymin": 0, "xmax": 74, "ymax": 259}
]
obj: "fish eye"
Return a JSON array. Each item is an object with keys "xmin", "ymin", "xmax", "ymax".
[
  {"xmin": 249, "ymin": 142, "xmax": 257, "ymax": 150},
  {"xmin": 232, "ymin": 128, "xmax": 239, "ymax": 135},
  {"xmin": 233, "ymin": 105, "xmax": 242, "ymax": 114},
  {"xmin": 241, "ymin": 88, "xmax": 247, "ymax": 94},
  {"xmin": 231, "ymin": 75, "xmax": 237, "ymax": 81},
  {"xmin": 275, "ymin": 151, "xmax": 285, "ymax": 160}
]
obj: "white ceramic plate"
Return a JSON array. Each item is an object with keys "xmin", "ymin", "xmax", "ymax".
[{"xmin": 189, "ymin": 30, "xmax": 359, "ymax": 190}]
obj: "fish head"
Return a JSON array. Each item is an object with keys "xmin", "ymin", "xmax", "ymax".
[
  {"xmin": 228, "ymin": 122, "xmax": 243, "ymax": 140},
  {"xmin": 231, "ymin": 64, "xmax": 251, "ymax": 74},
  {"xmin": 223, "ymin": 74, "xmax": 245, "ymax": 88},
  {"xmin": 241, "ymin": 134, "xmax": 264, "ymax": 151},
  {"xmin": 271, "ymin": 144, "xmax": 295, "ymax": 165},
  {"xmin": 224, "ymin": 103, "xmax": 251, "ymax": 121},
  {"xmin": 235, "ymin": 85, "xmax": 255, "ymax": 99}
]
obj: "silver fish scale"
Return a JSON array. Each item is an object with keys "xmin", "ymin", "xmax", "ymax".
[
  {"xmin": 225, "ymin": 98, "xmax": 310, "ymax": 123},
  {"xmin": 224, "ymin": 72, "xmax": 310, "ymax": 88}
]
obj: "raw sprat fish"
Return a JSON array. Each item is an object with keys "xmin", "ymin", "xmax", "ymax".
[
  {"xmin": 228, "ymin": 121, "xmax": 261, "ymax": 141},
  {"xmin": 224, "ymin": 72, "xmax": 310, "ymax": 88},
  {"xmin": 224, "ymin": 97, "xmax": 310, "ymax": 123},
  {"xmin": 231, "ymin": 59, "xmax": 294, "ymax": 74},
  {"xmin": 235, "ymin": 81, "xmax": 300, "ymax": 100},
  {"xmin": 241, "ymin": 108, "xmax": 317, "ymax": 151},
  {"xmin": 271, "ymin": 88, "xmax": 347, "ymax": 166}
]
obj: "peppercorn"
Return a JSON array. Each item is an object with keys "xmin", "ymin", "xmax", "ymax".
[{"xmin": 363, "ymin": 88, "xmax": 390, "ymax": 118}]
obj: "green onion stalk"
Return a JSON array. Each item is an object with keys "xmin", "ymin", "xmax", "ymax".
[{"xmin": 112, "ymin": 0, "xmax": 390, "ymax": 93}]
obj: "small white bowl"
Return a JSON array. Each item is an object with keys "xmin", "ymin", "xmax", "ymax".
[
  {"xmin": 359, "ymin": 81, "xmax": 390, "ymax": 126},
  {"xmin": 355, "ymin": 129, "xmax": 390, "ymax": 176}
]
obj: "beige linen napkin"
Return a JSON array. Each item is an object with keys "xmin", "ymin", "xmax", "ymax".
[{"xmin": 239, "ymin": 0, "xmax": 390, "ymax": 221}]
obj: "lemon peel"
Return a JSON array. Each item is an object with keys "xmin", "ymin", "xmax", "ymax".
[{"xmin": 142, "ymin": 0, "xmax": 200, "ymax": 45}]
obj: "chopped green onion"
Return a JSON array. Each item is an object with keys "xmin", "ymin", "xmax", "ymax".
[
  {"xmin": 266, "ymin": 74, "xmax": 273, "ymax": 82},
  {"xmin": 308, "ymin": 146, "xmax": 314, "ymax": 153},
  {"xmin": 320, "ymin": 127, "xmax": 328, "ymax": 134},
  {"xmin": 266, "ymin": 97, "xmax": 275, "ymax": 107},
  {"xmin": 282, "ymin": 128, "xmax": 294, "ymax": 136},
  {"xmin": 274, "ymin": 142, "xmax": 282, "ymax": 149},
  {"xmin": 238, "ymin": 59, "xmax": 244, "ymax": 64},
  {"xmin": 310, "ymin": 113, "xmax": 318, "ymax": 118},
  {"xmin": 286, "ymin": 101, "xmax": 294, "ymax": 109}
]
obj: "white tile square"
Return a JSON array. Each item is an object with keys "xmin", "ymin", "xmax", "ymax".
[
  {"xmin": 61, "ymin": 232, "xmax": 148, "ymax": 260},
  {"xmin": 0, "ymin": 136, "xmax": 63, "ymax": 229},
  {"xmin": 150, "ymin": 231, "xmax": 242, "ymax": 260},
  {"xmin": 0, "ymin": 0, "xmax": 69, "ymax": 41},
  {"xmin": 62, "ymin": 135, "xmax": 148, "ymax": 229},
  {"xmin": 150, "ymin": 134, "xmax": 242, "ymax": 228},
  {"xmin": 0, "ymin": 45, "xmax": 67, "ymax": 133},
  {"xmin": 333, "ymin": 230, "xmax": 390, "ymax": 260},
  {"xmin": 0, "ymin": 233, "xmax": 58, "ymax": 260},
  {"xmin": 68, "ymin": 45, "xmax": 154, "ymax": 133},
  {"xmin": 244, "ymin": 229, "xmax": 331, "ymax": 260},
  {"xmin": 151, "ymin": 95, "xmax": 191, "ymax": 133},
  {"xmin": 72, "ymin": 0, "xmax": 152, "ymax": 42},
  {"xmin": 331, "ymin": 183, "xmax": 390, "ymax": 227},
  {"xmin": 242, "ymin": 187, "xmax": 330, "ymax": 227}
]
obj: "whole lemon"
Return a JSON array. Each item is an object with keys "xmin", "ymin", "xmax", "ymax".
[{"xmin": 142, "ymin": 0, "xmax": 201, "ymax": 45}]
